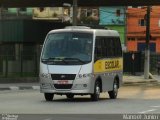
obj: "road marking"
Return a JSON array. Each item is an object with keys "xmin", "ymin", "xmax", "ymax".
[
  {"xmin": 10, "ymin": 86, "xmax": 19, "ymax": 90},
  {"xmin": 44, "ymin": 118, "xmax": 52, "ymax": 120},
  {"xmin": 139, "ymin": 109, "xmax": 157, "ymax": 114},
  {"xmin": 150, "ymin": 106, "xmax": 160, "ymax": 108}
]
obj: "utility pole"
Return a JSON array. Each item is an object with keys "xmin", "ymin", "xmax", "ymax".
[
  {"xmin": 144, "ymin": 6, "xmax": 151, "ymax": 79},
  {"xmin": 124, "ymin": 6, "xmax": 127, "ymax": 51},
  {"xmin": 0, "ymin": 6, "xmax": 3, "ymax": 19},
  {"xmin": 72, "ymin": 0, "xmax": 78, "ymax": 26}
]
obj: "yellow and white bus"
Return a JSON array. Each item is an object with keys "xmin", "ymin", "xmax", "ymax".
[{"xmin": 39, "ymin": 26, "xmax": 123, "ymax": 101}]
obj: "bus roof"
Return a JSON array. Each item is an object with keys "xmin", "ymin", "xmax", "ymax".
[{"xmin": 48, "ymin": 26, "xmax": 120, "ymax": 37}]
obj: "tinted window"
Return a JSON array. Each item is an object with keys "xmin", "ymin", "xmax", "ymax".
[{"xmin": 95, "ymin": 36, "xmax": 122, "ymax": 61}]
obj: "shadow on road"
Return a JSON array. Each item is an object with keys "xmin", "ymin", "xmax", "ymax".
[{"xmin": 41, "ymin": 97, "xmax": 110, "ymax": 103}]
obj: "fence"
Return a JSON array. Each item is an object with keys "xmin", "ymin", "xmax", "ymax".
[
  {"xmin": 123, "ymin": 52, "xmax": 160, "ymax": 75},
  {"xmin": 0, "ymin": 44, "xmax": 41, "ymax": 78},
  {"xmin": 0, "ymin": 54, "xmax": 40, "ymax": 78}
]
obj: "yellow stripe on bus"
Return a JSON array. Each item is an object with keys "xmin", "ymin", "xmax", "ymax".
[{"xmin": 94, "ymin": 58, "xmax": 123, "ymax": 73}]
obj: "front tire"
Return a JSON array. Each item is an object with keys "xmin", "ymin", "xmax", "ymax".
[
  {"xmin": 44, "ymin": 93, "xmax": 54, "ymax": 101},
  {"xmin": 91, "ymin": 81, "xmax": 100, "ymax": 101},
  {"xmin": 108, "ymin": 80, "xmax": 118, "ymax": 99}
]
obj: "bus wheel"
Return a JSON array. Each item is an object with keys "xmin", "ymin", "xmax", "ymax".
[
  {"xmin": 44, "ymin": 93, "xmax": 54, "ymax": 101},
  {"xmin": 108, "ymin": 80, "xmax": 118, "ymax": 99},
  {"xmin": 91, "ymin": 81, "xmax": 100, "ymax": 101},
  {"xmin": 66, "ymin": 94, "xmax": 74, "ymax": 99}
]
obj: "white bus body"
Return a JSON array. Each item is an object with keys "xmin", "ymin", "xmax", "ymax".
[{"xmin": 39, "ymin": 26, "xmax": 123, "ymax": 101}]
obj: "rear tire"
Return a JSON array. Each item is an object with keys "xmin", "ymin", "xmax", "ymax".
[
  {"xmin": 44, "ymin": 93, "xmax": 54, "ymax": 101},
  {"xmin": 108, "ymin": 80, "xmax": 118, "ymax": 99},
  {"xmin": 66, "ymin": 94, "xmax": 74, "ymax": 99},
  {"xmin": 91, "ymin": 81, "xmax": 100, "ymax": 101}
]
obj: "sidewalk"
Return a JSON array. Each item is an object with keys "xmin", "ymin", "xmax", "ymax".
[
  {"xmin": 0, "ymin": 83, "xmax": 40, "ymax": 91},
  {"xmin": 0, "ymin": 75, "xmax": 159, "ymax": 91},
  {"xmin": 123, "ymin": 75, "xmax": 160, "ymax": 86}
]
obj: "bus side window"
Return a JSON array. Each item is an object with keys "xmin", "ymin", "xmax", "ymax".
[
  {"xmin": 105, "ymin": 38, "xmax": 114, "ymax": 57},
  {"xmin": 95, "ymin": 37, "xmax": 103, "ymax": 61},
  {"xmin": 117, "ymin": 38, "xmax": 122, "ymax": 56},
  {"xmin": 95, "ymin": 38, "xmax": 100, "ymax": 61},
  {"xmin": 112, "ymin": 38, "xmax": 122, "ymax": 57},
  {"xmin": 112, "ymin": 38, "xmax": 117, "ymax": 56},
  {"xmin": 94, "ymin": 36, "xmax": 122, "ymax": 61}
]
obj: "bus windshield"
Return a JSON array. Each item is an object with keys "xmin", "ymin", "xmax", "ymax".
[{"xmin": 41, "ymin": 32, "xmax": 93, "ymax": 65}]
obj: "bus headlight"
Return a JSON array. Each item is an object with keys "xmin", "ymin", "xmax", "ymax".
[
  {"xmin": 76, "ymin": 73, "xmax": 93, "ymax": 79},
  {"xmin": 40, "ymin": 73, "xmax": 51, "ymax": 79}
]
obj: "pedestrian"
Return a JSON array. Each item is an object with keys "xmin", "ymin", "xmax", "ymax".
[
  {"xmin": 131, "ymin": 53, "xmax": 135, "ymax": 75},
  {"xmin": 157, "ymin": 57, "xmax": 160, "ymax": 75}
]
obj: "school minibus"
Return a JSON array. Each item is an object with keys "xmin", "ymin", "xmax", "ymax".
[{"xmin": 39, "ymin": 26, "xmax": 123, "ymax": 101}]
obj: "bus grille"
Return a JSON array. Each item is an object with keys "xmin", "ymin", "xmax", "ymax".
[
  {"xmin": 51, "ymin": 74, "xmax": 76, "ymax": 80},
  {"xmin": 54, "ymin": 84, "xmax": 72, "ymax": 89}
]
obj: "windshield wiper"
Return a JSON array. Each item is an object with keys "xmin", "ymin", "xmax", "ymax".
[
  {"xmin": 64, "ymin": 57, "xmax": 86, "ymax": 64},
  {"xmin": 42, "ymin": 57, "xmax": 68, "ymax": 64},
  {"xmin": 41, "ymin": 57, "xmax": 56, "ymax": 62}
]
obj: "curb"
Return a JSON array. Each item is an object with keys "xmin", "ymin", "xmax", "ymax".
[
  {"xmin": 123, "ymin": 79, "xmax": 159, "ymax": 85},
  {"xmin": 0, "ymin": 86, "xmax": 40, "ymax": 91},
  {"xmin": 0, "ymin": 77, "xmax": 38, "ymax": 83},
  {"xmin": 123, "ymin": 80, "xmax": 158, "ymax": 84}
]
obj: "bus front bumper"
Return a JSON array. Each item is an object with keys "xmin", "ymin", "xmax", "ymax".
[{"xmin": 40, "ymin": 83, "xmax": 93, "ymax": 94}]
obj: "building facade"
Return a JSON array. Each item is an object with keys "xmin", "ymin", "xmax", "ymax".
[
  {"xmin": 0, "ymin": 7, "xmax": 71, "ymax": 78},
  {"xmin": 32, "ymin": 7, "xmax": 99, "ymax": 25},
  {"xmin": 0, "ymin": 7, "xmax": 39, "ymax": 77},
  {"xmin": 0, "ymin": 8, "xmax": 32, "ymax": 19},
  {"xmin": 77, "ymin": 7, "xmax": 99, "ymax": 25},
  {"xmin": 99, "ymin": 7, "xmax": 126, "ymax": 44},
  {"xmin": 33, "ymin": 7, "xmax": 71, "ymax": 22},
  {"xmin": 0, "ymin": 6, "xmax": 100, "ymax": 78},
  {"xmin": 127, "ymin": 6, "xmax": 160, "ymax": 53}
]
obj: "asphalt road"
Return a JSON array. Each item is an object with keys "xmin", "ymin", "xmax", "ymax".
[{"xmin": 0, "ymin": 85, "xmax": 160, "ymax": 115}]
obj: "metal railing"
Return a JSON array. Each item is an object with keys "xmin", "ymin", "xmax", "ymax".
[
  {"xmin": 123, "ymin": 52, "xmax": 160, "ymax": 75},
  {"xmin": 0, "ymin": 54, "xmax": 40, "ymax": 78}
]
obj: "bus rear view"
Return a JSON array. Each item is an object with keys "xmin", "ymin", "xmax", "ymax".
[{"xmin": 39, "ymin": 26, "xmax": 123, "ymax": 101}]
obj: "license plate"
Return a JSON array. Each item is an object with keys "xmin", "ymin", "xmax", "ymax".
[{"xmin": 57, "ymin": 80, "xmax": 69, "ymax": 84}]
